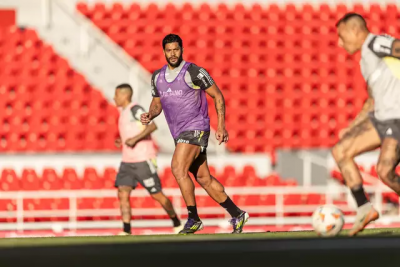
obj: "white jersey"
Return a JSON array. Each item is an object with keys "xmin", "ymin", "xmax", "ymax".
[
  {"xmin": 360, "ymin": 33, "xmax": 400, "ymax": 121},
  {"xmin": 118, "ymin": 102, "xmax": 156, "ymax": 163}
]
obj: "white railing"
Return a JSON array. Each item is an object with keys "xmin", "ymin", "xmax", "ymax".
[{"xmin": 0, "ymin": 185, "xmax": 399, "ymax": 232}]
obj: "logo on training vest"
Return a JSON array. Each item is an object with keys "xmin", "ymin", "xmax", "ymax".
[
  {"xmin": 161, "ymin": 89, "xmax": 183, "ymax": 97},
  {"xmin": 386, "ymin": 128, "xmax": 393, "ymax": 135},
  {"xmin": 177, "ymin": 139, "xmax": 189, "ymax": 144}
]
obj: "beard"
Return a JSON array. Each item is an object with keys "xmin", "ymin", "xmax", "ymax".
[{"xmin": 166, "ymin": 53, "xmax": 183, "ymax": 68}]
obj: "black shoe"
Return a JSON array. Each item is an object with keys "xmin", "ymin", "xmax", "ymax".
[
  {"xmin": 229, "ymin": 211, "xmax": 249, "ymax": 234},
  {"xmin": 179, "ymin": 218, "xmax": 204, "ymax": 235}
]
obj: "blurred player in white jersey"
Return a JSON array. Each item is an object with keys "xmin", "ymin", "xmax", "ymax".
[
  {"xmin": 113, "ymin": 83, "xmax": 182, "ymax": 235},
  {"xmin": 333, "ymin": 13, "xmax": 400, "ymax": 236}
]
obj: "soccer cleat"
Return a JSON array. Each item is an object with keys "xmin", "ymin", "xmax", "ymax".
[
  {"xmin": 178, "ymin": 218, "xmax": 204, "ymax": 235},
  {"xmin": 349, "ymin": 203, "xmax": 379, "ymax": 236},
  {"xmin": 229, "ymin": 211, "xmax": 249, "ymax": 234},
  {"xmin": 117, "ymin": 231, "xmax": 131, "ymax": 236},
  {"xmin": 173, "ymin": 224, "xmax": 184, "ymax": 234}
]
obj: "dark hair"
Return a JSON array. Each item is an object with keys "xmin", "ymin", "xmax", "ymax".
[
  {"xmin": 116, "ymin": 83, "xmax": 133, "ymax": 94},
  {"xmin": 162, "ymin": 34, "xmax": 183, "ymax": 49},
  {"xmin": 336, "ymin": 12, "xmax": 367, "ymax": 28}
]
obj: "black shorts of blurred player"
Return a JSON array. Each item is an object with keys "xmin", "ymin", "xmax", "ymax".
[{"xmin": 115, "ymin": 160, "xmax": 182, "ymax": 235}]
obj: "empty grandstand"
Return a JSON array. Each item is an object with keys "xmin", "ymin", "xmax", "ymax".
[{"xmin": 0, "ymin": 0, "xmax": 398, "ymax": 238}]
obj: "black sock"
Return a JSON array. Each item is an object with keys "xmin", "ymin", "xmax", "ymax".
[
  {"xmin": 220, "ymin": 197, "xmax": 242, "ymax": 217},
  {"xmin": 123, "ymin": 222, "xmax": 131, "ymax": 233},
  {"xmin": 351, "ymin": 185, "xmax": 369, "ymax": 207},
  {"xmin": 171, "ymin": 215, "xmax": 181, "ymax": 227},
  {"xmin": 187, "ymin": 206, "xmax": 200, "ymax": 221}
]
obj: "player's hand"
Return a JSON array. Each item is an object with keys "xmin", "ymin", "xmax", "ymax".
[
  {"xmin": 114, "ymin": 138, "xmax": 122, "ymax": 148},
  {"xmin": 141, "ymin": 113, "xmax": 151, "ymax": 125},
  {"xmin": 125, "ymin": 138, "xmax": 138, "ymax": 148},
  {"xmin": 216, "ymin": 127, "xmax": 229, "ymax": 145},
  {"xmin": 339, "ymin": 128, "xmax": 350, "ymax": 139}
]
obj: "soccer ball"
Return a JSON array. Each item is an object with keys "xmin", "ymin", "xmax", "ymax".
[{"xmin": 312, "ymin": 205, "xmax": 344, "ymax": 237}]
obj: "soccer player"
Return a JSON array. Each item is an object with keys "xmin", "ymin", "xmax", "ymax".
[
  {"xmin": 113, "ymin": 83, "xmax": 182, "ymax": 235},
  {"xmin": 140, "ymin": 34, "xmax": 249, "ymax": 234},
  {"xmin": 333, "ymin": 13, "xmax": 400, "ymax": 236}
]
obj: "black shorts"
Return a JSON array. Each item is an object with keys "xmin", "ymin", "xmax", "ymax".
[
  {"xmin": 115, "ymin": 160, "xmax": 162, "ymax": 194},
  {"xmin": 369, "ymin": 112, "xmax": 400, "ymax": 144},
  {"xmin": 174, "ymin": 130, "xmax": 210, "ymax": 154}
]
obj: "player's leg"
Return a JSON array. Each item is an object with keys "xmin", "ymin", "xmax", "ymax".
[
  {"xmin": 117, "ymin": 186, "xmax": 132, "ymax": 235},
  {"xmin": 136, "ymin": 160, "xmax": 183, "ymax": 233},
  {"xmin": 151, "ymin": 192, "xmax": 183, "ymax": 233},
  {"xmin": 171, "ymin": 143, "xmax": 203, "ymax": 234},
  {"xmin": 189, "ymin": 154, "xmax": 249, "ymax": 233},
  {"xmin": 376, "ymin": 130, "xmax": 400, "ymax": 194},
  {"xmin": 331, "ymin": 118, "xmax": 381, "ymax": 236},
  {"xmin": 115, "ymin": 163, "xmax": 137, "ymax": 235}
]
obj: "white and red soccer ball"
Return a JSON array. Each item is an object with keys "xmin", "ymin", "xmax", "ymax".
[{"xmin": 312, "ymin": 205, "xmax": 344, "ymax": 237}]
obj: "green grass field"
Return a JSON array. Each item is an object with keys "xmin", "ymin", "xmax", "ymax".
[{"xmin": 1, "ymin": 228, "xmax": 400, "ymax": 248}]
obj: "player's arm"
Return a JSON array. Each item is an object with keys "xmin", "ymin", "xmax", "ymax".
[
  {"xmin": 340, "ymin": 89, "xmax": 374, "ymax": 139},
  {"xmin": 189, "ymin": 64, "xmax": 228, "ymax": 144},
  {"xmin": 206, "ymin": 84, "xmax": 228, "ymax": 144},
  {"xmin": 368, "ymin": 35, "xmax": 400, "ymax": 59},
  {"xmin": 125, "ymin": 123, "xmax": 157, "ymax": 148},
  {"xmin": 348, "ymin": 97, "xmax": 374, "ymax": 128},
  {"xmin": 141, "ymin": 97, "xmax": 162, "ymax": 125},
  {"xmin": 141, "ymin": 71, "xmax": 163, "ymax": 125},
  {"xmin": 126, "ymin": 105, "xmax": 158, "ymax": 147},
  {"xmin": 206, "ymin": 84, "xmax": 226, "ymax": 130},
  {"xmin": 148, "ymin": 97, "xmax": 162, "ymax": 120}
]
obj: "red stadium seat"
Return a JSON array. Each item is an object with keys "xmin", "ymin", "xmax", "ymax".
[
  {"xmin": 62, "ymin": 168, "xmax": 83, "ymax": 189},
  {"xmin": 21, "ymin": 169, "xmax": 40, "ymax": 190},
  {"xmin": 82, "ymin": 167, "xmax": 104, "ymax": 189},
  {"xmin": 103, "ymin": 167, "xmax": 117, "ymax": 189},
  {"xmin": 0, "ymin": 169, "xmax": 20, "ymax": 190},
  {"xmin": 76, "ymin": 2, "xmax": 394, "ymax": 153},
  {"xmin": 0, "ymin": 27, "xmax": 119, "ymax": 152},
  {"xmin": 42, "ymin": 168, "xmax": 62, "ymax": 190},
  {"xmin": 100, "ymin": 198, "xmax": 119, "ymax": 209},
  {"xmin": 0, "ymin": 199, "xmax": 17, "ymax": 211}
]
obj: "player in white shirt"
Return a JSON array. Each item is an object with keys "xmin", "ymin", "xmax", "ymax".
[
  {"xmin": 333, "ymin": 13, "xmax": 400, "ymax": 236},
  {"xmin": 114, "ymin": 83, "xmax": 183, "ymax": 235}
]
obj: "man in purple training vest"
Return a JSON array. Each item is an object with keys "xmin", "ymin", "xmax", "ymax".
[{"xmin": 141, "ymin": 34, "xmax": 249, "ymax": 234}]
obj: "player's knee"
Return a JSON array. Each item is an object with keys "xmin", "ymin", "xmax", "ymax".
[
  {"xmin": 331, "ymin": 144, "xmax": 343, "ymax": 162},
  {"xmin": 118, "ymin": 187, "xmax": 130, "ymax": 201},
  {"xmin": 171, "ymin": 161, "xmax": 187, "ymax": 180},
  {"xmin": 118, "ymin": 194, "xmax": 129, "ymax": 203},
  {"xmin": 196, "ymin": 175, "xmax": 212, "ymax": 187},
  {"xmin": 331, "ymin": 144, "xmax": 353, "ymax": 163}
]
